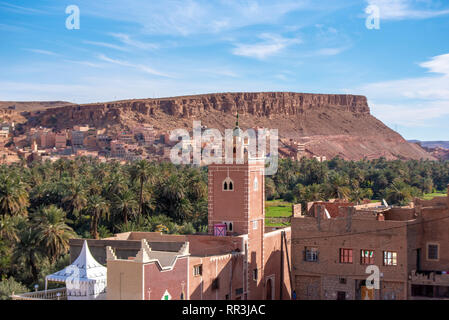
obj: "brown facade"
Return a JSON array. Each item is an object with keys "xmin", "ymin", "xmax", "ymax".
[{"xmin": 291, "ymin": 189, "xmax": 449, "ymax": 300}]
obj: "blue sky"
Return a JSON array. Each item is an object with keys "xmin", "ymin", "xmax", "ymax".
[{"xmin": 0, "ymin": 0, "xmax": 448, "ymax": 141}]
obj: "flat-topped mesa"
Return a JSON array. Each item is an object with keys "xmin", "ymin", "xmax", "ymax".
[
  {"xmin": 120, "ymin": 92, "xmax": 369, "ymax": 117},
  {"xmin": 27, "ymin": 92, "xmax": 370, "ymax": 128},
  {"xmin": 149, "ymin": 92, "xmax": 370, "ymax": 118}
]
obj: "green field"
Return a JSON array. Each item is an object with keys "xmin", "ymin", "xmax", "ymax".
[
  {"xmin": 421, "ymin": 192, "xmax": 447, "ymax": 200},
  {"xmin": 265, "ymin": 200, "xmax": 293, "ymax": 217},
  {"xmin": 265, "ymin": 199, "xmax": 293, "ymax": 227}
]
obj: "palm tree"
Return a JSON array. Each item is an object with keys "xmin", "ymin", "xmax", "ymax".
[
  {"xmin": 12, "ymin": 228, "xmax": 41, "ymax": 282},
  {"xmin": 114, "ymin": 189, "xmax": 138, "ymax": 226},
  {"xmin": 0, "ymin": 174, "xmax": 29, "ymax": 217},
  {"xmin": 54, "ymin": 159, "xmax": 66, "ymax": 180},
  {"xmin": 33, "ymin": 205, "xmax": 76, "ymax": 264},
  {"xmin": 0, "ymin": 215, "xmax": 19, "ymax": 242},
  {"xmin": 349, "ymin": 187, "xmax": 373, "ymax": 205},
  {"xmin": 63, "ymin": 181, "xmax": 88, "ymax": 216},
  {"xmin": 326, "ymin": 173, "xmax": 351, "ymax": 200},
  {"xmin": 86, "ymin": 195, "xmax": 110, "ymax": 239},
  {"xmin": 303, "ymin": 184, "xmax": 325, "ymax": 202},
  {"xmin": 130, "ymin": 160, "xmax": 153, "ymax": 217}
]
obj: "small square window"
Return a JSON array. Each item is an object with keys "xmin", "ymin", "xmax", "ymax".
[
  {"xmin": 383, "ymin": 251, "xmax": 397, "ymax": 266},
  {"xmin": 339, "ymin": 249, "xmax": 353, "ymax": 264},
  {"xmin": 193, "ymin": 264, "xmax": 202, "ymax": 276},
  {"xmin": 428, "ymin": 244, "xmax": 439, "ymax": 260},
  {"xmin": 339, "ymin": 278, "xmax": 347, "ymax": 285},
  {"xmin": 361, "ymin": 250, "xmax": 375, "ymax": 265},
  {"xmin": 305, "ymin": 247, "xmax": 319, "ymax": 262}
]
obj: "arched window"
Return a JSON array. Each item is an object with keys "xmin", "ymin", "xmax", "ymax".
[
  {"xmin": 223, "ymin": 177, "xmax": 234, "ymax": 191},
  {"xmin": 254, "ymin": 176, "xmax": 259, "ymax": 191}
]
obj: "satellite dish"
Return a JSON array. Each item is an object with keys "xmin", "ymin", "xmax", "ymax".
[
  {"xmin": 382, "ymin": 199, "xmax": 389, "ymax": 207},
  {"xmin": 324, "ymin": 208, "xmax": 331, "ymax": 219}
]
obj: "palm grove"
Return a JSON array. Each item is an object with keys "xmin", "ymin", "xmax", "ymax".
[{"xmin": 1, "ymin": 157, "xmax": 448, "ymax": 298}]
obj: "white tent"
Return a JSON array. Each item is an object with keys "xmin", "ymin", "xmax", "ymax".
[{"xmin": 45, "ymin": 240, "xmax": 107, "ymax": 300}]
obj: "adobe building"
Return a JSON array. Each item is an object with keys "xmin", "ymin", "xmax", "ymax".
[
  {"xmin": 291, "ymin": 188, "xmax": 449, "ymax": 300},
  {"xmin": 68, "ymin": 120, "xmax": 292, "ymax": 300}
]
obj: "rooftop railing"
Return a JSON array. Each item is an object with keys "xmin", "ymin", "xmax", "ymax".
[{"xmin": 10, "ymin": 287, "xmax": 67, "ymax": 300}]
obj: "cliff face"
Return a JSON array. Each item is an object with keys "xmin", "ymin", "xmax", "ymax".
[{"xmin": 24, "ymin": 92, "xmax": 434, "ymax": 161}]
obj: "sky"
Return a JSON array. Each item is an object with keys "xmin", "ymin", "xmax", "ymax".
[{"xmin": 0, "ymin": 0, "xmax": 448, "ymax": 141}]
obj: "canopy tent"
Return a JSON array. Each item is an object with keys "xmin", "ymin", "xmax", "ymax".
[{"xmin": 45, "ymin": 240, "xmax": 107, "ymax": 300}]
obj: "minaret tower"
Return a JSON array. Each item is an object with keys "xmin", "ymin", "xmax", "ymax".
[{"xmin": 208, "ymin": 113, "xmax": 265, "ymax": 299}]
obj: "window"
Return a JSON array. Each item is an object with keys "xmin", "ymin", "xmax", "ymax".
[
  {"xmin": 235, "ymin": 288, "xmax": 244, "ymax": 295},
  {"xmin": 254, "ymin": 176, "xmax": 259, "ymax": 191},
  {"xmin": 383, "ymin": 251, "xmax": 397, "ymax": 266},
  {"xmin": 222, "ymin": 177, "xmax": 234, "ymax": 191},
  {"xmin": 253, "ymin": 220, "xmax": 258, "ymax": 230},
  {"xmin": 361, "ymin": 250, "xmax": 375, "ymax": 265},
  {"xmin": 339, "ymin": 249, "xmax": 353, "ymax": 264},
  {"xmin": 305, "ymin": 247, "xmax": 319, "ymax": 262},
  {"xmin": 212, "ymin": 278, "xmax": 220, "ymax": 290},
  {"xmin": 193, "ymin": 264, "xmax": 202, "ymax": 276},
  {"xmin": 225, "ymin": 294, "xmax": 230, "ymax": 300},
  {"xmin": 253, "ymin": 269, "xmax": 258, "ymax": 281},
  {"xmin": 223, "ymin": 221, "xmax": 233, "ymax": 232},
  {"xmin": 427, "ymin": 243, "xmax": 439, "ymax": 261},
  {"xmin": 339, "ymin": 278, "xmax": 347, "ymax": 285}
]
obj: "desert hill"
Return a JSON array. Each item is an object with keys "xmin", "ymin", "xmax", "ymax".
[{"xmin": 21, "ymin": 92, "xmax": 434, "ymax": 161}]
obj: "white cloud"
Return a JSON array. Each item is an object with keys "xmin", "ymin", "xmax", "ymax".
[
  {"xmin": 365, "ymin": 0, "xmax": 449, "ymax": 20},
  {"xmin": 232, "ymin": 33, "xmax": 301, "ymax": 60},
  {"xmin": 97, "ymin": 54, "xmax": 171, "ymax": 78},
  {"xmin": 109, "ymin": 33, "xmax": 158, "ymax": 50},
  {"xmin": 353, "ymin": 53, "xmax": 449, "ymax": 127},
  {"xmin": 83, "ymin": 40, "xmax": 128, "ymax": 52},
  {"xmin": 315, "ymin": 47, "xmax": 347, "ymax": 56},
  {"xmin": 371, "ymin": 101, "xmax": 449, "ymax": 127},
  {"xmin": 0, "ymin": 2, "xmax": 47, "ymax": 14},
  {"xmin": 420, "ymin": 53, "xmax": 449, "ymax": 75},
  {"xmin": 80, "ymin": 0, "xmax": 310, "ymax": 36},
  {"xmin": 25, "ymin": 49, "xmax": 58, "ymax": 56}
]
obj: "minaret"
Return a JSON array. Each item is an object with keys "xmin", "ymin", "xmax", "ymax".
[{"xmin": 208, "ymin": 112, "xmax": 266, "ymax": 299}]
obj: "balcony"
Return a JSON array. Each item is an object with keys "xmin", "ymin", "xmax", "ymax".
[{"xmin": 10, "ymin": 288, "xmax": 67, "ymax": 300}]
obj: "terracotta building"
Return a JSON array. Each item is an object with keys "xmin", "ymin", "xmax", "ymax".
[
  {"xmin": 67, "ymin": 122, "xmax": 292, "ymax": 300},
  {"xmin": 291, "ymin": 189, "xmax": 449, "ymax": 300}
]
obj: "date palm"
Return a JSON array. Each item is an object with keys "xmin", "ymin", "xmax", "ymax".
[
  {"xmin": 114, "ymin": 189, "xmax": 138, "ymax": 226},
  {"xmin": 0, "ymin": 215, "xmax": 19, "ymax": 242},
  {"xmin": 86, "ymin": 195, "xmax": 110, "ymax": 239},
  {"xmin": 130, "ymin": 160, "xmax": 153, "ymax": 217},
  {"xmin": 12, "ymin": 228, "xmax": 41, "ymax": 282},
  {"xmin": 0, "ymin": 174, "xmax": 29, "ymax": 217},
  {"xmin": 33, "ymin": 205, "xmax": 76, "ymax": 264},
  {"xmin": 63, "ymin": 181, "xmax": 87, "ymax": 216}
]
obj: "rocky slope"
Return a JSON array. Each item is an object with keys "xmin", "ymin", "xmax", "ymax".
[{"xmin": 24, "ymin": 92, "xmax": 434, "ymax": 161}]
